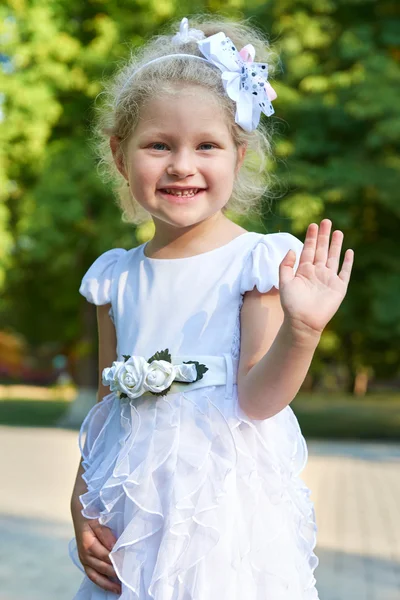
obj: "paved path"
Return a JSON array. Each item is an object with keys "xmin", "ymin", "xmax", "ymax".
[{"xmin": 0, "ymin": 426, "xmax": 399, "ymax": 599}]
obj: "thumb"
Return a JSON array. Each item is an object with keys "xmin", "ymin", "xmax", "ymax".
[{"xmin": 279, "ymin": 249, "xmax": 297, "ymax": 284}]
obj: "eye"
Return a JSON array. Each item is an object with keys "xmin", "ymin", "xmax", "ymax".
[
  {"xmin": 149, "ymin": 142, "xmax": 169, "ymax": 151},
  {"xmin": 198, "ymin": 143, "xmax": 216, "ymax": 150}
]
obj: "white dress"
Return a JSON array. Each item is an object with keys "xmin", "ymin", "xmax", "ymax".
[{"xmin": 69, "ymin": 231, "xmax": 319, "ymax": 600}]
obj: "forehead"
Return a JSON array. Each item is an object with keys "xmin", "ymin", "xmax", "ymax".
[{"xmin": 134, "ymin": 87, "xmax": 232, "ymax": 138}]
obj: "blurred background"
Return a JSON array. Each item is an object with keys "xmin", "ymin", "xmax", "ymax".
[{"xmin": 0, "ymin": 0, "xmax": 399, "ymax": 599}]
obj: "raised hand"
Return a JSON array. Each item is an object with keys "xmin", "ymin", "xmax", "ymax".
[{"xmin": 279, "ymin": 219, "xmax": 354, "ymax": 339}]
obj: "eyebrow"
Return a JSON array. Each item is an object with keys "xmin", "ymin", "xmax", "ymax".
[{"xmin": 138, "ymin": 129, "xmax": 228, "ymax": 141}]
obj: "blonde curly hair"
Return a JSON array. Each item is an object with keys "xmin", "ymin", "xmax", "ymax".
[{"xmin": 94, "ymin": 15, "xmax": 279, "ymax": 224}]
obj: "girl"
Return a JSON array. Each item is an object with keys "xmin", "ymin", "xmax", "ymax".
[{"xmin": 69, "ymin": 16, "xmax": 353, "ymax": 600}]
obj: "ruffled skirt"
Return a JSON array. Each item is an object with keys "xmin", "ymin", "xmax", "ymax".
[{"xmin": 69, "ymin": 387, "xmax": 319, "ymax": 599}]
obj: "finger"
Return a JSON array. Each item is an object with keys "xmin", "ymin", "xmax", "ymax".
[
  {"xmin": 326, "ymin": 230, "xmax": 344, "ymax": 274},
  {"xmin": 314, "ymin": 219, "xmax": 332, "ymax": 265},
  {"xmin": 279, "ymin": 249, "xmax": 297, "ymax": 285},
  {"xmin": 90, "ymin": 522, "xmax": 117, "ymax": 552},
  {"xmin": 82, "ymin": 535, "xmax": 114, "ymax": 564},
  {"xmin": 85, "ymin": 555, "xmax": 119, "ymax": 580},
  {"xmin": 280, "ymin": 248, "xmax": 297, "ymax": 267},
  {"xmin": 298, "ymin": 223, "xmax": 318, "ymax": 266},
  {"xmin": 85, "ymin": 566, "xmax": 121, "ymax": 595},
  {"xmin": 338, "ymin": 249, "xmax": 354, "ymax": 284}
]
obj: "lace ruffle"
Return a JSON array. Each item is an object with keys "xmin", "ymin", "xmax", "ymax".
[{"xmin": 70, "ymin": 390, "xmax": 319, "ymax": 599}]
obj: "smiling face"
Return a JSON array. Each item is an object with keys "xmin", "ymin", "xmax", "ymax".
[{"xmin": 111, "ymin": 86, "xmax": 245, "ymax": 230}]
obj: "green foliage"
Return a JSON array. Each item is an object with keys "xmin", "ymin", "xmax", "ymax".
[
  {"xmin": 292, "ymin": 394, "xmax": 400, "ymax": 440},
  {"xmin": 0, "ymin": 0, "xmax": 164, "ymax": 347},
  {"xmin": 0, "ymin": 399, "xmax": 69, "ymax": 427},
  {"xmin": 247, "ymin": 0, "xmax": 400, "ymax": 383},
  {"xmin": 1, "ymin": 0, "xmax": 399, "ymax": 388}
]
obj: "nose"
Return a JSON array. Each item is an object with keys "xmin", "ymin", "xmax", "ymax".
[{"xmin": 166, "ymin": 149, "xmax": 196, "ymax": 178}]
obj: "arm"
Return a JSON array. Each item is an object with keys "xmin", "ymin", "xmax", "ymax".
[
  {"xmin": 237, "ymin": 219, "xmax": 353, "ymax": 420},
  {"xmin": 71, "ymin": 303, "xmax": 117, "ymax": 509},
  {"xmin": 237, "ymin": 288, "xmax": 319, "ymax": 420},
  {"xmin": 70, "ymin": 303, "xmax": 121, "ymax": 594}
]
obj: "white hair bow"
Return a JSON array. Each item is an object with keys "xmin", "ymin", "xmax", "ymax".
[
  {"xmin": 117, "ymin": 19, "xmax": 277, "ymax": 132},
  {"xmin": 197, "ymin": 31, "xmax": 277, "ymax": 132}
]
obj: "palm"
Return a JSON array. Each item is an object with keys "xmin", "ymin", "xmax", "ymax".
[{"xmin": 279, "ymin": 220, "xmax": 354, "ymax": 335}]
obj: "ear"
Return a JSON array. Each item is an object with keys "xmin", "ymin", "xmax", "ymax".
[
  {"xmin": 110, "ymin": 136, "xmax": 128, "ymax": 180},
  {"xmin": 235, "ymin": 143, "xmax": 247, "ymax": 175}
]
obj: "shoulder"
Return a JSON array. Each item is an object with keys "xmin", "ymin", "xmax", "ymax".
[
  {"xmin": 240, "ymin": 232, "xmax": 303, "ymax": 294},
  {"xmin": 79, "ymin": 248, "xmax": 131, "ymax": 305},
  {"xmin": 247, "ymin": 231, "xmax": 303, "ymax": 256}
]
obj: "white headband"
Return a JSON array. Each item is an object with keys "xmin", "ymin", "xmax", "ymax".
[{"xmin": 117, "ymin": 17, "xmax": 277, "ymax": 133}]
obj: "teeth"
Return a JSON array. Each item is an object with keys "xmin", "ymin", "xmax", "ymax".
[{"xmin": 164, "ymin": 188, "xmax": 199, "ymax": 197}]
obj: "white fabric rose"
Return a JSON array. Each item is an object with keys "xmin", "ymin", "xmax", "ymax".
[
  {"xmin": 102, "ymin": 354, "xmax": 203, "ymax": 398},
  {"xmin": 143, "ymin": 360, "xmax": 177, "ymax": 394},
  {"xmin": 174, "ymin": 363, "xmax": 198, "ymax": 383},
  {"xmin": 117, "ymin": 356, "xmax": 149, "ymax": 399},
  {"xmin": 102, "ymin": 361, "xmax": 124, "ymax": 392}
]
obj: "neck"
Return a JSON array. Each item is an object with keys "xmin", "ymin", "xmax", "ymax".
[{"xmin": 145, "ymin": 213, "xmax": 244, "ymax": 257}]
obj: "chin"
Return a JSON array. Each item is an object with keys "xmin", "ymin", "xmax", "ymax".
[
  {"xmin": 151, "ymin": 210, "xmax": 212, "ymax": 229},
  {"xmin": 165, "ymin": 216, "xmax": 206, "ymax": 229}
]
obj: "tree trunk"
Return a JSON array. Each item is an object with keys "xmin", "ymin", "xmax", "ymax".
[{"xmin": 353, "ymin": 366, "xmax": 369, "ymax": 396}]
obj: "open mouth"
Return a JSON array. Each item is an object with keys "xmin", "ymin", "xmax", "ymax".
[
  {"xmin": 159, "ymin": 188, "xmax": 204, "ymax": 198},
  {"xmin": 157, "ymin": 188, "xmax": 207, "ymax": 204}
]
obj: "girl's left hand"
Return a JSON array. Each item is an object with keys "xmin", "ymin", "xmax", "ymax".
[{"xmin": 279, "ymin": 219, "xmax": 354, "ymax": 340}]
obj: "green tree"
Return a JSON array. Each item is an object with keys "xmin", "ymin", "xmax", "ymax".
[
  {"xmin": 1, "ymin": 0, "xmax": 399, "ymax": 398},
  {"xmin": 247, "ymin": 0, "xmax": 400, "ymax": 392}
]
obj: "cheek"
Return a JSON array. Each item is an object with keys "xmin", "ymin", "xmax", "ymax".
[
  {"xmin": 209, "ymin": 156, "xmax": 237, "ymax": 186},
  {"xmin": 130, "ymin": 156, "xmax": 164, "ymax": 188}
]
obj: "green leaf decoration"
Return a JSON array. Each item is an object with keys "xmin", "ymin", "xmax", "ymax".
[
  {"xmin": 148, "ymin": 348, "xmax": 172, "ymax": 364},
  {"xmin": 119, "ymin": 392, "xmax": 128, "ymax": 399},
  {"xmin": 183, "ymin": 361, "xmax": 208, "ymax": 383},
  {"xmin": 122, "ymin": 355, "xmax": 130, "ymax": 362},
  {"xmin": 150, "ymin": 384, "xmax": 173, "ymax": 397}
]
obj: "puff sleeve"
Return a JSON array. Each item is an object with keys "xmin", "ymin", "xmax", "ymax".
[
  {"xmin": 79, "ymin": 248, "xmax": 127, "ymax": 305},
  {"xmin": 240, "ymin": 232, "xmax": 303, "ymax": 294}
]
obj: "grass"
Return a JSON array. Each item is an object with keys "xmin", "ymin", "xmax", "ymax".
[
  {"xmin": 292, "ymin": 393, "xmax": 400, "ymax": 441},
  {"xmin": 0, "ymin": 399, "xmax": 70, "ymax": 428},
  {"xmin": 0, "ymin": 393, "xmax": 399, "ymax": 440}
]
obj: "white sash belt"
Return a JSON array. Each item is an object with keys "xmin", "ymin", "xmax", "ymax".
[{"xmin": 143, "ymin": 353, "xmax": 238, "ymax": 398}]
